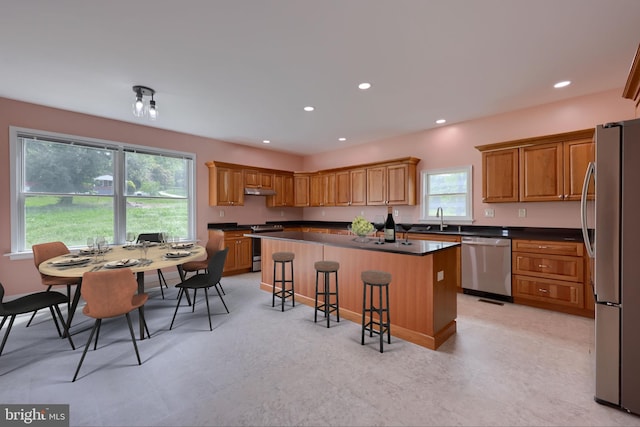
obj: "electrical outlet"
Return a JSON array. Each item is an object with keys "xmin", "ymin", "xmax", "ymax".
[
  {"xmin": 394, "ymin": 209, "xmax": 399, "ymax": 216},
  {"xmin": 518, "ymin": 208, "xmax": 527, "ymax": 218},
  {"xmin": 361, "ymin": 210, "xmax": 365, "ymax": 216},
  {"xmin": 484, "ymin": 208, "xmax": 495, "ymax": 218},
  {"xmin": 219, "ymin": 210, "xmax": 224, "ymax": 217},
  {"xmin": 321, "ymin": 210, "xmax": 325, "ymax": 217},
  {"xmin": 280, "ymin": 210, "xmax": 285, "ymax": 217},
  {"xmin": 437, "ymin": 271, "xmax": 444, "ymax": 281}
]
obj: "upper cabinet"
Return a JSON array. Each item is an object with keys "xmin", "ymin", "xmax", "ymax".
[
  {"xmin": 244, "ymin": 169, "xmax": 274, "ymax": 190},
  {"xmin": 366, "ymin": 159, "xmax": 418, "ymax": 205},
  {"xmin": 267, "ymin": 173, "xmax": 294, "ymax": 207},
  {"xmin": 207, "ymin": 157, "xmax": 420, "ymax": 207},
  {"xmin": 206, "ymin": 162, "xmax": 244, "ymax": 206},
  {"xmin": 477, "ymin": 129, "xmax": 594, "ymax": 203},
  {"xmin": 482, "ymin": 148, "xmax": 519, "ymax": 203}
]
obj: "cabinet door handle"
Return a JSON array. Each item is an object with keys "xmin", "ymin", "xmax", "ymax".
[
  {"xmin": 537, "ymin": 246, "xmax": 548, "ymax": 249},
  {"xmin": 538, "ymin": 288, "xmax": 549, "ymax": 293},
  {"xmin": 558, "ymin": 195, "xmax": 563, "ymax": 199},
  {"xmin": 538, "ymin": 264, "xmax": 549, "ymax": 268}
]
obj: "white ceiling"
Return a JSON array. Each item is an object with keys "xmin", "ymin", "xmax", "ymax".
[{"xmin": 2, "ymin": 0, "xmax": 639, "ymax": 155}]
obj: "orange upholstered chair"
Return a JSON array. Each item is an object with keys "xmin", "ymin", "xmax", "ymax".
[
  {"xmin": 72, "ymin": 268, "xmax": 149, "ymax": 382},
  {"xmin": 30, "ymin": 241, "xmax": 82, "ymax": 327}
]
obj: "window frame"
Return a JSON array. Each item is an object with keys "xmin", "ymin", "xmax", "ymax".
[
  {"xmin": 419, "ymin": 165, "xmax": 473, "ymax": 224},
  {"xmin": 9, "ymin": 126, "xmax": 196, "ymax": 257}
]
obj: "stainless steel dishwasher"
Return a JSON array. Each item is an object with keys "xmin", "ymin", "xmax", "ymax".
[{"xmin": 461, "ymin": 236, "xmax": 512, "ymax": 302}]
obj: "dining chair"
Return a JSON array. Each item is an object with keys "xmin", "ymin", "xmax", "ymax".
[
  {"xmin": 136, "ymin": 232, "xmax": 168, "ymax": 299},
  {"xmin": 170, "ymin": 247, "xmax": 229, "ymax": 331},
  {"xmin": 29, "ymin": 241, "xmax": 82, "ymax": 328},
  {"xmin": 181, "ymin": 232, "xmax": 226, "ymax": 293},
  {"xmin": 0, "ymin": 282, "xmax": 75, "ymax": 356},
  {"xmin": 72, "ymin": 268, "xmax": 149, "ymax": 382}
]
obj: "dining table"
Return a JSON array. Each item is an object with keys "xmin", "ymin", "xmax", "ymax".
[{"xmin": 38, "ymin": 242, "xmax": 206, "ymax": 339}]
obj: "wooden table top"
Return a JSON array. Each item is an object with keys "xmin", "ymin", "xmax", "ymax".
[{"xmin": 39, "ymin": 243, "xmax": 206, "ymax": 278}]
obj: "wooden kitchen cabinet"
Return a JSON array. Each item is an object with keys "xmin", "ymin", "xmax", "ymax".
[
  {"xmin": 366, "ymin": 162, "xmax": 416, "ymax": 205},
  {"xmin": 294, "ymin": 173, "xmax": 310, "ymax": 207},
  {"xmin": 482, "ymin": 149, "xmax": 519, "ymax": 203},
  {"xmin": 336, "ymin": 168, "xmax": 366, "ymax": 206},
  {"xmin": 206, "ymin": 162, "xmax": 244, "ymax": 206},
  {"xmin": 477, "ymin": 129, "xmax": 594, "ymax": 203},
  {"xmin": 244, "ymin": 169, "xmax": 274, "ymax": 190},
  {"xmin": 310, "ymin": 172, "xmax": 336, "ymax": 207},
  {"xmin": 267, "ymin": 173, "xmax": 294, "ymax": 207},
  {"xmin": 222, "ymin": 230, "xmax": 252, "ymax": 275},
  {"xmin": 512, "ymin": 239, "xmax": 592, "ymax": 316}
]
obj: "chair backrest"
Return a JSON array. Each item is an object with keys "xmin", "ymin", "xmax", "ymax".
[
  {"xmin": 137, "ymin": 233, "xmax": 162, "ymax": 243},
  {"xmin": 205, "ymin": 232, "xmax": 225, "ymax": 258},
  {"xmin": 81, "ymin": 268, "xmax": 139, "ymax": 319},
  {"xmin": 206, "ymin": 247, "xmax": 229, "ymax": 286},
  {"xmin": 32, "ymin": 241, "xmax": 70, "ymax": 269}
]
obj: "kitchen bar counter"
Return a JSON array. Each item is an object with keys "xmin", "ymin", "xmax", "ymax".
[{"xmin": 252, "ymin": 231, "xmax": 459, "ymax": 350}]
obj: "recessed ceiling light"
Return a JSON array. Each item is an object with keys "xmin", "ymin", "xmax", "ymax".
[
  {"xmin": 303, "ymin": 106, "xmax": 315, "ymax": 112},
  {"xmin": 554, "ymin": 80, "xmax": 571, "ymax": 88},
  {"xmin": 435, "ymin": 119, "xmax": 446, "ymax": 124},
  {"xmin": 358, "ymin": 82, "xmax": 371, "ymax": 90},
  {"xmin": 338, "ymin": 137, "xmax": 346, "ymax": 142},
  {"xmin": 262, "ymin": 140, "xmax": 270, "ymax": 144}
]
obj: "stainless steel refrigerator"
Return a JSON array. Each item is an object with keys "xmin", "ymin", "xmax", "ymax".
[{"xmin": 581, "ymin": 117, "xmax": 640, "ymax": 415}]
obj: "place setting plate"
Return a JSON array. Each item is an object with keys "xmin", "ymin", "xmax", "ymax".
[
  {"xmin": 103, "ymin": 259, "xmax": 140, "ymax": 269},
  {"xmin": 165, "ymin": 250, "xmax": 191, "ymax": 258},
  {"xmin": 50, "ymin": 257, "xmax": 92, "ymax": 267},
  {"xmin": 170, "ymin": 242, "xmax": 194, "ymax": 250}
]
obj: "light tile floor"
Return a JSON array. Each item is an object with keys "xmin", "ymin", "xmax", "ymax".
[{"xmin": 1, "ymin": 272, "xmax": 638, "ymax": 426}]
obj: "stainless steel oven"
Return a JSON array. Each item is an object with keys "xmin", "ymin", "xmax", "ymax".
[{"xmin": 250, "ymin": 225, "xmax": 284, "ymax": 271}]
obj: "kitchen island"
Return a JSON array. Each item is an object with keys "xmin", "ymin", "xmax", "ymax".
[{"xmin": 250, "ymin": 231, "xmax": 460, "ymax": 350}]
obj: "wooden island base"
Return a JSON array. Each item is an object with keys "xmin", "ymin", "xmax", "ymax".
[{"xmin": 258, "ymin": 236, "xmax": 459, "ymax": 350}]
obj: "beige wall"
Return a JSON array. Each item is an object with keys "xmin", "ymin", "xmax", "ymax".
[{"xmin": 1, "ymin": 89, "xmax": 637, "ymax": 295}]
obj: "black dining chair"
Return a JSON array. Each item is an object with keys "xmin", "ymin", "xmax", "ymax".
[
  {"xmin": 136, "ymin": 232, "xmax": 168, "ymax": 299},
  {"xmin": 0, "ymin": 282, "xmax": 75, "ymax": 357},
  {"xmin": 170, "ymin": 247, "xmax": 229, "ymax": 331}
]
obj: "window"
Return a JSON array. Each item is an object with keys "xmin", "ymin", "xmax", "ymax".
[
  {"xmin": 10, "ymin": 127, "xmax": 195, "ymax": 254},
  {"xmin": 420, "ymin": 165, "xmax": 473, "ymax": 222}
]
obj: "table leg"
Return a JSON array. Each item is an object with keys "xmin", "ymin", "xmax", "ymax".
[
  {"xmin": 177, "ymin": 265, "xmax": 192, "ymax": 306},
  {"xmin": 64, "ymin": 283, "xmax": 82, "ymax": 338}
]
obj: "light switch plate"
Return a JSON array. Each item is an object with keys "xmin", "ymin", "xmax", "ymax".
[
  {"xmin": 484, "ymin": 208, "xmax": 495, "ymax": 217},
  {"xmin": 518, "ymin": 208, "xmax": 527, "ymax": 218}
]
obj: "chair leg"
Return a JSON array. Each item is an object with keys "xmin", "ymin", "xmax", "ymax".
[
  {"xmin": 0, "ymin": 315, "xmax": 16, "ymax": 356},
  {"xmin": 170, "ymin": 288, "xmax": 186, "ymax": 330},
  {"xmin": 94, "ymin": 321, "xmax": 102, "ymax": 350},
  {"xmin": 54, "ymin": 304, "xmax": 75, "ymax": 350},
  {"xmin": 214, "ymin": 282, "xmax": 229, "ymax": 314},
  {"xmin": 157, "ymin": 270, "xmax": 166, "ymax": 299},
  {"xmin": 0, "ymin": 316, "xmax": 6, "ymax": 331},
  {"xmin": 204, "ymin": 288, "xmax": 212, "ymax": 331},
  {"xmin": 48, "ymin": 306, "xmax": 63, "ymax": 337},
  {"xmin": 192, "ymin": 289, "xmax": 198, "ymax": 313},
  {"xmin": 125, "ymin": 313, "xmax": 142, "ymax": 365},
  {"xmin": 26, "ymin": 285, "xmax": 53, "ymax": 328},
  {"xmin": 73, "ymin": 319, "xmax": 100, "ymax": 382}
]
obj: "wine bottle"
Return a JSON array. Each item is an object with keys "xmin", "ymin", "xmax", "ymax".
[{"xmin": 384, "ymin": 206, "xmax": 396, "ymax": 243}]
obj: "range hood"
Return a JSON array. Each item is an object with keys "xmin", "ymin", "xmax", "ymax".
[{"xmin": 244, "ymin": 187, "xmax": 277, "ymax": 196}]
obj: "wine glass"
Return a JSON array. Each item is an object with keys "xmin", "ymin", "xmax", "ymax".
[
  {"xmin": 126, "ymin": 231, "xmax": 136, "ymax": 248},
  {"xmin": 95, "ymin": 236, "xmax": 106, "ymax": 262},
  {"xmin": 399, "ymin": 217, "xmax": 413, "ymax": 245},
  {"xmin": 87, "ymin": 237, "xmax": 97, "ymax": 263},
  {"xmin": 373, "ymin": 215, "xmax": 385, "ymax": 244}
]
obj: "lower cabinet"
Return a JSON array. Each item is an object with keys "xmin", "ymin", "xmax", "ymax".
[
  {"xmin": 511, "ymin": 239, "xmax": 593, "ymax": 317},
  {"xmin": 223, "ymin": 230, "xmax": 252, "ymax": 276},
  {"xmin": 409, "ymin": 233, "xmax": 461, "ymax": 290}
]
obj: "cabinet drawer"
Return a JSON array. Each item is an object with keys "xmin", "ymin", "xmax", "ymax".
[
  {"xmin": 512, "ymin": 239, "xmax": 583, "ymax": 256},
  {"xmin": 409, "ymin": 233, "xmax": 461, "ymax": 243},
  {"xmin": 224, "ymin": 230, "xmax": 250, "ymax": 239},
  {"xmin": 512, "ymin": 253, "xmax": 583, "ymax": 282},
  {"xmin": 513, "ymin": 275, "xmax": 584, "ymax": 309}
]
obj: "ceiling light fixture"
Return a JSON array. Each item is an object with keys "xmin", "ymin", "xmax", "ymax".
[
  {"xmin": 358, "ymin": 82, "xmax": 371, "ymax": 90},
  {"xmin": 132, "ymin": 85, "xmax": 158, "ymax": 121},
  {"xmin": 554, "ymin": 80, "xmax": 571, "ymax": 88},
  {"xmin": 338, "ymin": 137, "xmax": 346, "ymax": 142},
  {"xmin": 303, "ymin": 106, "xmax": 315, "ymax": 112},
  {"xmin": 436, "ymin": 119, "xmax": 446, "ymax": 124},
  {"xmin": 262, "ymin": 140, "xmax": 271, "ymax": 144}
]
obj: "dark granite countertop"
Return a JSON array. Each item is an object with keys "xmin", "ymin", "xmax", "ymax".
[
  {"xmin": 209, "ymin": 221, "xmax": 586, "ymax": 242},
  {"xmin": 247, "ymin": 231, "xmax": 459, "ymax": 256}
]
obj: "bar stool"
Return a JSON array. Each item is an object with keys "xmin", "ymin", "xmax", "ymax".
[
  {"xmin": 272, "ymin": 252, "xmax": 295, "ymax": 311},
  {"xmin": 361, "ymin": 270, "xmax": 392, "ymax": 353},
  {"xmin": 314, "ymin": 261, "xmax": 340, "ymax": 328}
]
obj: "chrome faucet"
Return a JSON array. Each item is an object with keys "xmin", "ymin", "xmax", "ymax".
[{"xmin": 436, "ymin": 207, "xmax": 446, "ymax": 231}]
